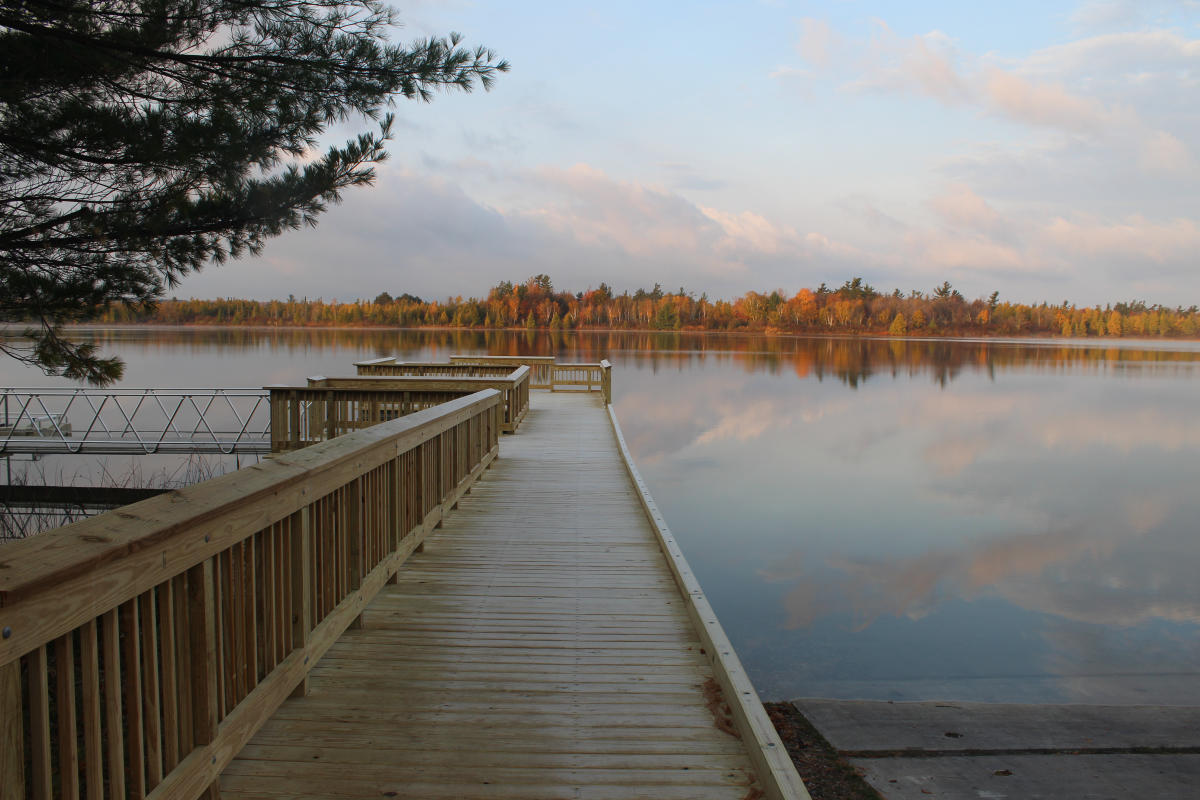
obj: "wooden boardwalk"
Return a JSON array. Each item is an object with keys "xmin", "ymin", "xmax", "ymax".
[{"xmin": 220, "ymin": 391, "xmax": 774, "ymax": 799}]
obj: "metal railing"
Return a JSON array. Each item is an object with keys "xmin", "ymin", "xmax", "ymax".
[{"xmin": 0, "ymin": 388, "xmax": 271, "ymax": 455}]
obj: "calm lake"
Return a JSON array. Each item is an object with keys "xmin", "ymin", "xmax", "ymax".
[{"xmin": 3, "ymin": 326, "xmax": 1199, "ymax": 705}]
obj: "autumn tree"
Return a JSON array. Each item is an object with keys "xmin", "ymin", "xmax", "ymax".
[{"xmin": 1, "ymin": 0, "xmax": 506, "ymax": 382}]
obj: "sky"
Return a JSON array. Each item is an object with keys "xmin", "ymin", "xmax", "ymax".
[{"xmin": 180, "ymin": 0, "xmax": 1200, "ymax": 307}]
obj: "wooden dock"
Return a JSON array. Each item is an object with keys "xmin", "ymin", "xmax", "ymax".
[
  {"xmin": 219, "ymin": 391, "xmax": 800, "ymax": 798},
  {"xmin": 1, "ymin": 368, "xmax": 804, "ymax": 800}
]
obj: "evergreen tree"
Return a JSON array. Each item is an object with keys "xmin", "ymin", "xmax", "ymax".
[{"xmin": 0, "ymin": 0, "xmax": 506, "ymax": 382}]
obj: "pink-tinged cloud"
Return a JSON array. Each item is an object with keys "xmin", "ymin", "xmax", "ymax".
[
  {"xmin": 526, "ymin": 163, "xmax": 716, "ymax": 256},
  {"xmin": 851, "ymin": 22, "xmax": 972, "ymax": 103},
  {"xmin": 700, "ymin": 207, "xmax": 797, "ymax": 256},
  {"xmin": 1138, "ymin": 130, "xmax": 1197, "ymax": 174},
  {"xmin": 1041, "ymin": 215, "xmax": 1200, "ymax": 264},
  {"xmin": 901, "ymin": 228, "xmax": 1030, "ymax": 272},
  {"xmin": 928, "ymin": 183, "xmax": 1005, "ymax": 232},
  {"xmin": 902, "ymin": 30, "xmax": 972, "ymax": 103},
  {"xmin": 797, "ymin": 17, "xmax": 839, "ymax": 67},
  {"xmin": 982, "ymin": 69, "xmax": 1112, "ymax": 133}
]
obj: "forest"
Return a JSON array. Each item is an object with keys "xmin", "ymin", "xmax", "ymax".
[{"xmin": 94, "ymin": 275, "xmax": 1200, "ymax": 338}]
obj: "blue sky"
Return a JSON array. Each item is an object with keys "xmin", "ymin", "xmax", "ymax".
[{"xmin": 183, "ymin": 0, "xmax": 1200, "ymax": 306}]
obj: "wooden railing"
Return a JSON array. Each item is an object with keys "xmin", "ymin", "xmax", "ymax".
[
  {"xmin": 448, "ymin": 355, "xmax": 556, "ymax": 389},
  {"xmin": 442, "ymin": 355, "xmax": 611, "ymax": 404},
  {"xmin": 268, "ymin": 369, "xmax": 528, "ymax": 450},
  {"xmin": 353, "ymin": 358, "xmax": 516, "ymax": 379},
  {"xmin": 551, "ymin": 361, "xmax": 612, "ymax": 402},
  {"xmin": 0, "ymin": 390, "xmax": 501, "ymax": 800},
  {"xmin": 351, "ymin": 362, "xmax": 530, "ymax": 433}
]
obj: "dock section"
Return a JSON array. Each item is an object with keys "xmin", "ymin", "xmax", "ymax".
[{"xmin": 221, "ymin": 391, "xmax": 804, "ymax": 799}]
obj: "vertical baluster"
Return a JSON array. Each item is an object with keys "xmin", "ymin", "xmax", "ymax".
[
  {"xmin": 245, "ymin": 537, "xmax": 258, "ymax": 688},
  {"xmin": 336, "ymin": 489, "xmax": 346, "ymax": 606},
  {"xmin": 101, "ymin": 609, "xmax": 125, "ymax": 798},
  {"xmin": 291, "ymin": 506, "xmax": 312, "ymax": 698},
  {"xmin": 159, "ymin": 580, "xmax": 179, "ymax": 772},
  {"xmin": 324, "ymin": 390, "xmax": 336, "ymax": 441},
  {"xmin": 56, "ymin": 633, "xmax": 81, "ymax": 799},
  {"xmin": 174, "ymin": 572, "xmax": 193, "ymax": 755},
  {"xmin": 187, "ymin": 559, "xmax": 219, "ymax": 800},
  {"xmin": 80, "ymin": 620, "xmax": 103, "ymax": 799},
  {"xmin": 226, "ymin": 546, "xmax": 242, "ymax": 707},
  {"xmin": 348, "ymin": 479, "xmax": 362, "ymax": 631},
  {"xmin": 121, "ymin": 600, "xmax": 145, "ymax": 797},
  {"xmin": 276, "ymin": 521, "xmax": 289, "ymax": 664},
  {"xmin": 261, "ymin": 528, "xmax": 275, "ymax": 675},
  {"xmin": 288, "ymin": 389, "xmax": 300, "ymax": 450},
  {"xmin": 139, "ymin": 591, "xmax": 163, "ymax": 789},
  {"xmin": 25, "ymin": 646, "xmax": 52, "ymax": 798},
  {"xmin": 1, "ymin": 657, "xmax": 27, "ymax": 800},
  {"xmin": 211, "ymin": 554, "xmax": 225, "ymax": 719}
]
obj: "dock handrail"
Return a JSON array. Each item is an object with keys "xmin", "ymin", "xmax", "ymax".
[
  {"xmin": 448, "ymin": 354, "xmax": 556, "ymax": 388},
  {"xmin": 353, "ymin": 359, "xmax": 519, "ymax": 379},
  {"xmin": 441, "ymin": 354, "xmax": 611, "ymax": 402},
  {"xmin": 350, "ymin": 362, "xmax": 531, "ymax": 432},
  {"xmin": 0, "ymin": 390, "xmax": 501, "ymax": 799},
  {"xmin": 266, "ymin": 368, "xmax": 528, "ymax": 450},
  {"xmin": 550, "ymin": 361, "xmax": 611, "ymax": 398}
]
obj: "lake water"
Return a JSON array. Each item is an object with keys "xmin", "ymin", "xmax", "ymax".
[{"xmin": 3, "ymin": 326, "xmax": 1199, "ymax": 705}]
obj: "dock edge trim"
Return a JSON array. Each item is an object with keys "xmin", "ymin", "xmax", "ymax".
[{"xmin": 606, "ymin": 404, "xmax": 811, "ymax": 800}]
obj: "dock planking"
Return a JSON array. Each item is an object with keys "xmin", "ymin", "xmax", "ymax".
[{"xmin": 220, "ymin": 391, "xmax": 778, "ymax": 799}]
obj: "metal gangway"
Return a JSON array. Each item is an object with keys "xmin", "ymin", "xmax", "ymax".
[{"xmin": 0, "ymin": 387, "xmax": 271, "ymax": 455}]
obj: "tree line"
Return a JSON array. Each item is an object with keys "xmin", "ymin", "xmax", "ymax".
[{"xmin": 94, "ymin": 275, "xmax": 1200, "ymax": 338}]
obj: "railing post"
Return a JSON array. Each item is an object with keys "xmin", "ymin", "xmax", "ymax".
[{"xmin": 0, "ymin": 658, "xmax": 24, "ymax": 800}]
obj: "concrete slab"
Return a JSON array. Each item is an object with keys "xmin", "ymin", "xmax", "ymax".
[
  {"xmin": 793, "ymin": 699, "xmax": 1200, "ymax": 753},
  {"xmin": 852, "ymin": 753, "xmax": 1200, "ymax": 800}
]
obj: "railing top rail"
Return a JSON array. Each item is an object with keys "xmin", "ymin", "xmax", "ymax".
[
  {"xmin": 353, "ymin": 361, "xmax": 524, "ymax": 375},
  {"xmin": 352, "ymin": 356, "xmax": 398, "ymax": 367},
  {"xmin": 301, "ymin": 365, "xmax": 530, "ymax": 388},
  {"xmin": 449, "ymin": 354, "xmax": 556, "ymax": 364},
  {"xmin": 0, "ymin": 388, "xmax": 502, "ymax": 664},
  {"xmin": 553, "ymin": 362, "xmax": 605, "ymax": 368}
]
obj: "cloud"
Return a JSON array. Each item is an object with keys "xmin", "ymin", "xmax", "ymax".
[
  {"xmin": 796, "ymin": 17, "xmax": 839, "ymax": 67},
  {"xmin": 982, "ymin": 69, "xmax": 1113, "ymax": 133},
  {"xmin": 1026, "ymin": 29, "xmax": 1200, "ymax": 75},
  {"xmin": 1041, "ymin": 215, "xmax": 1200, "ymax": 267},
  {"xmin": 850, "ymin": 22, "xmax": 972, "ymax": 104},
  {"xmin": 1138, "ymin": 130, "xmax": 1198, "ymax": 173},
  {"xmin": 1069, "ymin": 0, "xmax": 1146, "ymax": 32},
  {"xmin": 928, "ymin": 183, "xmax": 1005, "ymax": 232}
]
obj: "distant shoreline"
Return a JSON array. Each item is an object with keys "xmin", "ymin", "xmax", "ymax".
[{"xmin": 8, "ymin": 322, "xmax": 1199, "ymax": 345}]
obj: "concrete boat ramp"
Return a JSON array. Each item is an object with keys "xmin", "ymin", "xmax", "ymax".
[{"xmin": 794, "ymin": 699, "xmax": 1200, "ymax": 799}]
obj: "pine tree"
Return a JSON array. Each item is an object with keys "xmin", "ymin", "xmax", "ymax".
[{"xmin": 0, "ymin": 0, "xmax": 506, "ymax": 383}]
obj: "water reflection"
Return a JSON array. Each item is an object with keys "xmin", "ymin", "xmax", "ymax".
[
  {"xmin": 2, "ymin": 329, "xmax": 1198, "ymax": 703},
  {"xmin": 609, "ymin": 336, "xmax": 1200, "ymax": 704}
]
